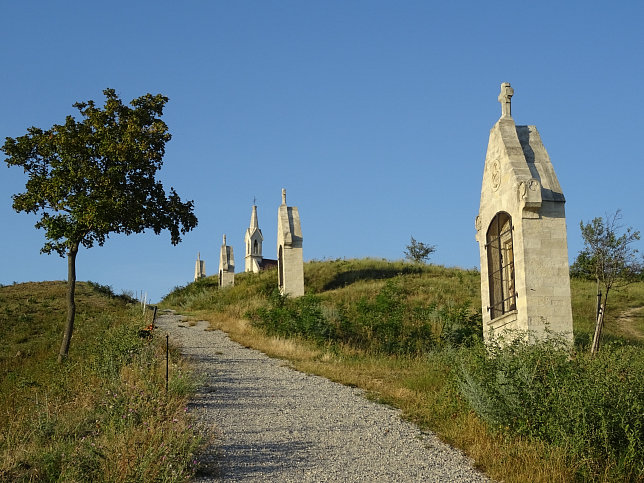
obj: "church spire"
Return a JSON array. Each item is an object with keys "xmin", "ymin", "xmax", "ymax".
[
  {"xmin": 244, "ymin": 202, "xmax": 264, "ymax": 272},
  {"xmin": 250, "ymin": 204, "xmax": 258, "ymax": 230}
]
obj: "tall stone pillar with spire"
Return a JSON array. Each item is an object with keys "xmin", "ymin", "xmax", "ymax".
[
  {"xmin": 277, "ymin": 188, "xmax": 304, "ymax": 297},
  {"xmin": 244, "ymin": 203, "xmax": 264, "ymax": 273},
  {"xmin": 475, "ymin": 83, "xmax": 573, "ymax": 345},
  {"xmin": 218, "ymin": 234, "xmax": 235, "ymax": 288}
]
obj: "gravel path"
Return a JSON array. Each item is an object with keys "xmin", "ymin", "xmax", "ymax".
[{"xmin": 156, "ymin": 311, "xmax": 491, "ymax": 482}]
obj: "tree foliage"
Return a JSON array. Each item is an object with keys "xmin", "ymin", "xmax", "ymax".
[
  {"xmin": 573, "ymin": 210, "xmax": 642, "ymax": 286},
  {"xmin": 2, "ymin": 88, "xmax": 198, "ymax": 361},
  {"xmin": 3, "ymin": 88, "xmax": 196, "ymax": 255},
  {"xmin": 569, "ymin": 250, "xmax": 596, "ymax": 279},
  {"xmin": 404, "ymin": 236, "xmax": 436, "ymax": 264},
  {"xmin": 573, "ymin": 210, "xmax": 642, "ymax": 353}
]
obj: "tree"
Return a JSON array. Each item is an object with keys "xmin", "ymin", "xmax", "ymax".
[
  {"xmin": 2, "ymin": 89, "xmax": 198, "ymax": 362},
  {"xmin": 404, "ymin": 236, "xmax": 436, "ymax": 264},
  {"xmin": 573, "ymin": 210, "xmax": 642, "ymax": 354},
  {"xmin": 569, "ymin": 250, "xmax": 596, "ymax": 279}
]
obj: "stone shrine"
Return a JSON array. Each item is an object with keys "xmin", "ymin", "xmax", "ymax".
[
  {"xmin": 194, "ymin": 252, "xmax": 206, "ymax": 281},
  {"xmin": 277, "ymin": 189, "xmax": 304, "ymax": 297},
  {"xmin": 244, "ymin": 204, "xmax": 264, "ymax": 273},
  {"xmin": 475, "ymin": 83, "xmax": 573, "ymax": 344},
  {"xmin": 219, "ymin": 234, "xmax": 235, "ymax": 288}
]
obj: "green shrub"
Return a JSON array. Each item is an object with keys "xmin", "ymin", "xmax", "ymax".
[
  {"xmin": 247, "ymin": 280, "xmax": 481, "ymax": 356},
  {"xmin": 457, "ymin": 335, "xmax": 644, "ymax": 481},
  {"xmin": 247, "ymin": 290, "xmax": 329, "ymax": 342}
]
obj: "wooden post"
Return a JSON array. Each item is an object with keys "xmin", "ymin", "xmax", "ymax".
[
  {"xmin": 591, "ymin": 304, "xmax": 605, "ymax": 355},
  {"xmin": 595, "ymin": 281, "xmax": 602, "ymax": 321}
]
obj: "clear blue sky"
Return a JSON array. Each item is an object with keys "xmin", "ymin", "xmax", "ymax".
[{"xmin": 1, "ymin": 1, "xmax": 643, "ymax": 302}]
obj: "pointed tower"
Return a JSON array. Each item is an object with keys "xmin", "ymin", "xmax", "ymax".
[
  {"xmin": 194, "ymin": 252, "xmax": 206, "ymax": 281},
  {"xmin": 277, "ymin": 188, "xmax": 304, "ymax": 297},
  {"xmin": 244, "ymin": 204, "xmax": 264, "ymax": 273},
  {"xmin": 218, "ymin": 234, "xmax": 235, "ymax": 288},
  {"xmin": 475, "ymin": 83, "xmax": 573, "ymax": 345}
]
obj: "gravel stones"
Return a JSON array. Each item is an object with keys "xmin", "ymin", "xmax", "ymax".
[{"xmin": 156, "ymin": 312, "xmax": 491, "ymax": 482}]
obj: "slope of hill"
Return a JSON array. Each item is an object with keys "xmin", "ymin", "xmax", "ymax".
[
  {"xmin": 0, "ymin": 281, "xmax": 201, "ymax": 481},
  {"xmin": 162, "ymin": 258, "xmax": 644, "ymax": 482}
]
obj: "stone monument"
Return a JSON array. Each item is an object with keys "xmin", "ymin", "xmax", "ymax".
[
  {"xmin": 277, "ymin": 188, "xmax": 304, "ymax": 297},
  {"xmin": 218, "ymin": 234, "xmax": 235, "ymax": 288},
  {"xmin": 194, "ymin": 252, "xmax": 206, "ymax": 281},
  {"xmin": 475, "ymin": 83, "xmax": 573, "ymax": 344},
  {"xmin": 244, "ymin": 204, "xmax": 264, "ymax": 273}
]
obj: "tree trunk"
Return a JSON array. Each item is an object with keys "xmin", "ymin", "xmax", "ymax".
[
  {"xmin": 590, "ymin": 303, "xmax": 605, "ymax": 355},
  {"xmin": 58, "ymin": 242, "xmax": 79, "ymax": 363},
  {"xmin": 590, "ymin": 279, "xmax": 612, "ymax": 355}
]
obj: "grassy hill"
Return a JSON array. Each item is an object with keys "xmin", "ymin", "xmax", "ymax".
[
  {"xmin": 162, "ymin": 258, "xmax": 644, "ymax": 482},
  {"xmin": 0, "ymin": 281, "xmax": 201, "ymax": 482}
]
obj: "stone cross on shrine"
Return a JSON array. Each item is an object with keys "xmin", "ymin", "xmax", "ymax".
[{"xmin": 498, "ymin": 82, "xmax": 514, "ymax": 119}]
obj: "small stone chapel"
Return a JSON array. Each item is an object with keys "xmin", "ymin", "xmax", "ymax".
[
  {"xmin": 244, "ymin": 204, "xmax": 264, "ymax": 273},
  {"xmin": 475, "ymin": 83, "xmax": 573, "ymax": 344},
  {"xmin": 243, "ymin": 203, "xmax": 278, "ymax": 273},
  {"xmin": 277, "ymin": 188, "xmax": 304, "ymax": 297},
  {"xmin": 219, "ymin": 234, "xmax": 235, "ymax": 288}
]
